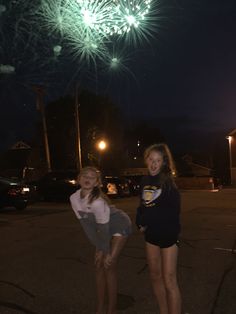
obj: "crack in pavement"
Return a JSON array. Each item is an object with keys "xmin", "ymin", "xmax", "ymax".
[
  {"xmin": 0, "ymin": 280, "xmax": 35, "ymax": 298},
  {"xmin": 0, "ymin": 301, "xmax": 37, "ymax": 314}
]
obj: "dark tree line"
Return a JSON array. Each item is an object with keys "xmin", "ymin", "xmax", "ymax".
[
  {"xmin": 42, "ymin": 89, "xmax": 165, "ymax": 174},
  {"xmin": 2, "ymin": 88, "xmax": 228, "ymax": 183}
]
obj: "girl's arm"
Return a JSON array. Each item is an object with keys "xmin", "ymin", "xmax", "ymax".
[
  {"xmin": 136, "ymin": 205, "xmax": 144, "ymax": 229},
  {"xmin": 135, "ymin": 177, "xmax": 146, "ymax": 230},
  {"xmin": 167, "ymin": 185, "xmax": 181, "ymax": 215},
  {"xmin": 70, "ymin": 194, "xmax": 111, "ymax": 253},
  {"xmin": 70, "ymin": 191, "xmax": 82, "ymax": 220},
  {"xmin": 70, "ymin": 192, "xmax": 110, "ymax": 251},
  {"xmin": 92, "ymin": 199, "xmax": 111, "ymax": 253},
  {"xmin": 79, "ymin": 218, "xmax": 105, "ymax": 249},
  {"xmin": 136, "ymin": 201, "xmax": 147, "ymax": 230}
]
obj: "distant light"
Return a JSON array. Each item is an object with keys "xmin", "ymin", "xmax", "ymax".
[
  {"xmin": 227, "ymin": 135, "xmax": 233, "ymax": 143},
  {"xmin": 53, "ymin": 45, "xmax": 62, "ymax": 56},
  {"xmin": 98, "ymin": 140, "xmax": 107, "ymax": 150},
  {"xmin": 68, "ymin": 179, "xmax": 77, "ymax": 185},
  {"xmin": 111, "ymin": 57, "xmax": 119, "ymax": 68},
  {"xmin": 134, "ymin": 156, "xmax": 137, "ymax": 160},
  {"xmin": 0, "ymin": 64, "xmax": 15, "ymax": 74},
  {"xmin": 0, "ymin": 5, "xmax": 6, "ymax": 14}
]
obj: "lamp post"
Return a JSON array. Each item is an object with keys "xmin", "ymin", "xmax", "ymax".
[
  {"xmin": 226, "ymin": 136, "xmax": 233, "ymax": 185},
  {"xmin": 75, "ymin": 83, "xmax": 82, "ymax": 172}
]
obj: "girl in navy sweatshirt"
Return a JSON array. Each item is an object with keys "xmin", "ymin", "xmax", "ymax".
[{"xmin": 136, "ymin": 143, "xmax": 182, "ymax": 314}]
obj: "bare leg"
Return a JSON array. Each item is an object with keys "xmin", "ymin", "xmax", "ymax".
[
  {"xmin": 105, "ymin": 262, "xmax": 118, "ymax": 314},
  {"xmin": 162, "ymin": 245, "xmax": 181, "ymax": 314},
  {"xmin": 95, "ymin": 252, "xmax": 106, "ymax": 314},
  {"xmin": 145, "ymin": 242, "xmax": 168, "ymax": 314},
  {"xmin": 105, "ymin": 236, "xmax": 128, "ymax": 314}
]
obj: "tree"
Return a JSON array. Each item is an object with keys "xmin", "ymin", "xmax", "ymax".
[
  {"xmin": 123, "ymin": 121, "xmax": 166, "ymax": 167},
  {"xmin": 44, "ymin": 89, "xmax": 124, "ymax": 173}
]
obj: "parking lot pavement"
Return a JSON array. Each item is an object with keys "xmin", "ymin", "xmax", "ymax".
[{"xmin": 0, "ymin": 189, "xmax": 235, "ymax": 313}]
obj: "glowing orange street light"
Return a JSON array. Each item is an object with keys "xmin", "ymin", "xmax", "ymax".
[
  {"xmin": 97, "ymin": 140, "xmax": 107, "ymax": 167},
  {"xmin": 97, "ymin": 140, "xmax": 107, "ymax": 151}
]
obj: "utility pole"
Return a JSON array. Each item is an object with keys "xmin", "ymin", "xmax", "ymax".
[
  {"xmin": 32, "ymin": 85, "xmax": 52, "ymax": 172},
  {"xmin": 75, "ymin": 83, "xmax": 82, "ymax": 171},
  {"xmin": 226, "ymin": 136, "xmax": 233, "ymax": 185}
]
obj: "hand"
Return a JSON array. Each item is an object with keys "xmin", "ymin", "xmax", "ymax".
[
  {"xmin": 139, "ymin": 226, "xmax": 147, "ymax": 233},
  {"xmin": 94, "ymin": 250, "xmax": 104, "ymax": 267},
  {"xmin": 104, "ymin": 254, "xmax": 114, "ymax": 269}
]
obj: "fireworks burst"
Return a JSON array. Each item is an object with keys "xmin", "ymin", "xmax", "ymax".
[
  {"xmin": 39, "ymin": 0, "xmax": 160, "ymax": 63},
  {"xmin": 0, "ymin": 0, "xmax": 162, "ymax": 98},
  {"xmin": 113, "ymin": 0, "xmax": 159, "ymax": 44}
]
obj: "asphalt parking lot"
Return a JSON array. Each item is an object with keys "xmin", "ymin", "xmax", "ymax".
[{"xmin": 0, "ymin": 188, "xmax": 235, "ymax": 314}]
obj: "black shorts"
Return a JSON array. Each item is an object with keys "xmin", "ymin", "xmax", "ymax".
[{"xmin": 145, "ymin": 232, "xmax": 180, "ymax": 248}]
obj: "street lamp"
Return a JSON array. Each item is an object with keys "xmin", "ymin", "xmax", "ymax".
[
  {"xmin": 97, "ymin": 140, "xmax": 107, "ymax": 151},
  {"xmin": 96, "ymin": 140, "xmax": 107, "ymax": 167},
  {"xmin": 226, "ymin": 136, "xmax": 233, "ymax": 185}
]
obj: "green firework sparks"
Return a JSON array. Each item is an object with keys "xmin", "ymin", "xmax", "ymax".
[{"xmin": 39, "ymin": 0, "xmax": 159, "ymax": 64}]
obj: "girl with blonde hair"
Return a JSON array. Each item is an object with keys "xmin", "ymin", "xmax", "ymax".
[
  {"xmin": 136, "ymin": 144, "xmax": 182, "ymax": 314},
  {"xmin": 70, "ymin": 167, "xmax": 132, "ymax": 314}
]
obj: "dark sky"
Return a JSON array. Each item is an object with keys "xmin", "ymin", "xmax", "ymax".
[{"xmin": 1, "ymin": 0, "xmax": 236, "ymax": 155}]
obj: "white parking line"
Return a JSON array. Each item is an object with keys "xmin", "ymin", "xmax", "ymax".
[{"xmin": 214, "ymin": 247, "xmax": 236, "ymax": 253}]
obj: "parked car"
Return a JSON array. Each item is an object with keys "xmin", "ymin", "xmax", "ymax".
[
  {"xmin": 34, "ymin": 171, "xmax": 79, "ymax": 201},
  {"xmin": 125, "ymin": 175, "xmax": 142, "ymax": 196},
  {"xmin": 0, "ymin": 176, "xmax": 34, "ymax": 210},
  {"xmin": 102, "ymin": 176, "xmax": 131, "ymax": 198}
]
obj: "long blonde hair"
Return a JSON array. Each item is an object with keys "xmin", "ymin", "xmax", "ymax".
[{"xmin": 78, "ymin": 166, "xmax": 110, "ymax": 204}]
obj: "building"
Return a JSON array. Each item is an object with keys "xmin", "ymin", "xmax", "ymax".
[
  {"xmin": 0, "ymin": 141, "xmax": 46, "ymax": 181},
  {"xmin": 226, "ymin": 129, "xmax": 236, "ymax": 186},
  {"xmin": 179, "ymin": 154, "xmax": 212, "ymax": 176}
]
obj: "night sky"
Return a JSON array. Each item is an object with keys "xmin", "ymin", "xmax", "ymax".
[{"xmin": 1, "ymin": 0, "xmax": 236, "ymax": 156}]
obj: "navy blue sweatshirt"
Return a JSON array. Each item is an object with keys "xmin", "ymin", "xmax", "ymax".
[{"xmin": 136, "ymin": 174, "xmax": 181, "ymax": 237}]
